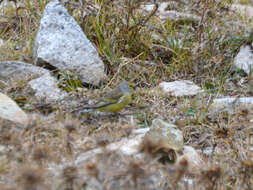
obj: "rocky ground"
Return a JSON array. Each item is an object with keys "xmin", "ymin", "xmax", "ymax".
[{"xmin": 0, "ymin": 0, "xmax": 253, "ymax": 189}]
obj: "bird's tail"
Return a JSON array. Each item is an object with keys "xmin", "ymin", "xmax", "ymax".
[{"xmin": 71, "ymin": 102, "xmax": 114, "ymax": 113}]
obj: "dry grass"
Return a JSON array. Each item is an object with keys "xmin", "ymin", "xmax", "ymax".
[{"xmin": 0, "ymin": 0, "xmax": 253, "ymax": 189}]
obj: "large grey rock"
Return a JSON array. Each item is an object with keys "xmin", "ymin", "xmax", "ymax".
[
  {"xmin": 234, "ymin": 44, "xmax": 253, "ymax": 75},
  {"xmin": 0, "ymin": 61, "xmax": 66, "ymax": 102},
  {"xmin": 32, "ymin": 0, "xmax": 105, "ymax": 85},
  {"xmin": 0, "ymin": 61, "xmax": 48, "ymax": 81},
  {"xmin": 0, "ymin": 92, "xmax": 28, "ymax": 125},
  {"xmin": 144, "ymin": 119, "xmax": 184, "ymax": 151},
  {"xmin": 159, "ymin": 80, "xmax": 203, "ymax": 97}
]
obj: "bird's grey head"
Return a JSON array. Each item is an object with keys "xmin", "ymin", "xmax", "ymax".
[{"xmin": 119, "ymin": 81, "xmax": 130, "ymax": 94}]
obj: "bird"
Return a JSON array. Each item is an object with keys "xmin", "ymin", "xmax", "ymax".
[{"xmin": 74, "ymin": 81, "xmax": 132, "ymax": 113}]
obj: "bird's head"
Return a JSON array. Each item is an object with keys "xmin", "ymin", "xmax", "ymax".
[{"xmin": 119, "ymin": 80, "xmax": 131, "ymax": 94}]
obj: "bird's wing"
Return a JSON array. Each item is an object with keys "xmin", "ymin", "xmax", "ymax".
[
  {"xmin": 103, "ymin": 87, "xmax": 123, "ymax": 101},
  {"xmin": 83, "ymin": 101, "xmax": 115, "ymax": 109},
  {"xmin": 102, "ymin": 81, "xmax": 130, "ymax": 101}
]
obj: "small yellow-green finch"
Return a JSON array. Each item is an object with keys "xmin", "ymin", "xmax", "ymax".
[{"xmin": 79, "ymin": 81, "xmax": 132, "ymax": 113}]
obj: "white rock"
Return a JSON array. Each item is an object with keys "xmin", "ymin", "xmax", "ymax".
[
  {"xmin": 177, "ymin": 146, "xmax": 204, "ymax": 175},
  {"xmin": 144, "ymin": 119, "xmax": 184, "ymax": 151},
  {"xmin": 234, "ymin": 44, "xmax": 253, "ymax": 75},
  {"xmin": 32, "ymin": 0, "xmax": 105, "ymax": 85},
  {"xmin": 142, "ymin": 2, "xmax": 171, "ymax": 13},
  {"xmin": 28, "ymin": 73, "xmax": 67, "ymax": 102},
  {"xmin": 159, "ymin": 10, "xmax": 200, "ymax": 22},
  {"xmin": 109, "ymin": 135, "xmax": 144, "ymax": 155},
  {"xmin": 75, "ymin": 134, "xmax": 146, "ymax": 166},
  {"xmin": 231, "ymin": 4, "xmax": 253, "ymax": 18},
  {"xmin": 0, "ymin": 61, "xmax": 66, "ymax": 102},
  {"xmin": 211, "ymin": 97, "xmax": 253, "ymax": 113},
  {"xmin": 0, "ymin": 38, "xmax": 4, "ymax": 46},
  {"xmin": 0, "ymin": 93, "xmax": 28, "ymax": 125},
  {"xmin": 75, "ymin": 121, "xmax": 183, "ymax": 166},
  {"xmin": 159, "ymin": 80, "xmax": 203, "ymax": 97},
  {"xmin": 132, "ymin": 127, "xmax": 150, "ymax": 135},
  {"xmin": 142, "ymin": 2, "xmax": 200, "ymax": 22},
  {"xmin": 143, "ymin": 4, "xmax": 155, "ymax": 12}
]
